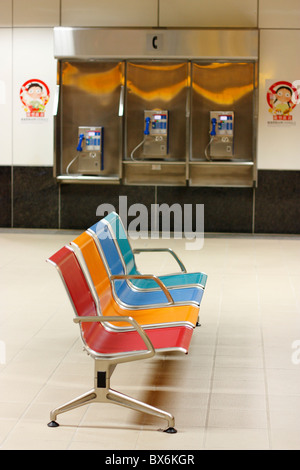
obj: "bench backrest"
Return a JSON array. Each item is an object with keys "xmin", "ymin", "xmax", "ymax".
[
  {"xmin": 71, "ymin": 230, "xmax": 135, "ymax": 329},
  {"xmin": 71, "ymin": 231, "xmax": 114, "ymax": 311},
  {"xmin": 47, "ymin": 245, "xmax": 101, "ymax": 349},
  {"xmin": 89, "ymin": 218, "xmax": 126, "ymax": 277},
  {"xmin": 103, "ymin": 211, "xmax": 138, "ymax": 276}
]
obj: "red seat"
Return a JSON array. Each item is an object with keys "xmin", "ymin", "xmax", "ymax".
[{"xmin": 47, "ymin": 245, "xmax": 194, "ymax": 432}]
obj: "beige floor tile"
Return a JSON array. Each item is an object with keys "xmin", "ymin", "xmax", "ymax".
[
  {"xmin": 271, "ymin": 429, "xmax": 300, "ymax": 450},
  {"xmin": 204, "ymin": 427, "xmax": 270, "ymax": 450},
  {"xmin": 1, "ymin": 231, "xmax": 300, "ymax": 450},
  {"xmin": 208, "ymin": 407, "xmax": 268, "ymax": 429},
  {"xmin": 210, "ymin": 392, "xmax": 267, "ymax": 411},
  {"xmin": 135, "ymin": 427, "xmax": 205, "ymax": 450}
]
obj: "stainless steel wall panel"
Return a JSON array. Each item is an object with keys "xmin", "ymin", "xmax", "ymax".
[
  {"xmin": 53, "ymin": 28, "xmax": 258, "ymax": 187},
  {"xmin": 189, "ymin": 162, "xmax": 254, "ymax": 187},
  {"xmin": 54, "ymin": 28, "xmax": 258, "ymax": 60},
  {"xmin": 58, "ymin": 60, "xmax": 124, "ymax": 179},
  {"xmin": 191, "ymin": 61, "xmax": 256, "ymax": 164},
  {"xmin": 125, "ymin": 61, "xmax": 189, "ymax": 163},
  {"xmin": 123, "ymin": 161, "xmax": 186, "ymax": 186}
]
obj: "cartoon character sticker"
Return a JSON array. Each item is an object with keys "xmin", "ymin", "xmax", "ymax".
[
  {"xmin": 20, "ymin": 79, "xmax": 50, "ymax": 118},
  {"xmin": 266, "ymin": 80, "xmax": 298, "ymax": 122}
]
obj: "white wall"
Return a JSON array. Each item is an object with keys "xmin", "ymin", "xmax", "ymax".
[
  {"xmin": 0, "ymin": 0, "xmax": 300, "ymax": 170},
  {"xmin": 0, "ymin": 1, "xmax": 58, "ymax": 167},
  {"xmin": 0, "ymin": 0, "xmax": 12, "ymax": 26},
  {"xmin": 0, "ymin": 28, "xmax": 12, "ymax": 165},
  {"xmin": 13, "ymin": 0, "xmax": 60, "ymax": 26},
  {"xmin": 12, "ymin": 28, "xmax": 57, "ymax": 166},
  {"xmin": 159, "ymin": 0, "xmax": 257, "ymax": 27},
  {"xmin": 258, "ymin": 29, "xmax": 300, "ymax": 170},
  {"xmin": 61, "ymin": 0, "xmax": 159, "ymax": 27},
  {"xmin": 259, "ymin": 0, "xmax": 300, "ymax": 29},
  {"xmin": 258, "ymin": 0, "xmax": 300, "ymax": 169}
]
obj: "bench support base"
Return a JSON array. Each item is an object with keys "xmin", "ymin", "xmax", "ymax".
[{"xmin": 47, "ymin": 359, "xmax": 177, "ymax": 433}]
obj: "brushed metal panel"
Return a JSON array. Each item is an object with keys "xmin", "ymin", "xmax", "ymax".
[
  {"xmin": 56, "ymin": 175, "xmax": 120, "ymax": 184},
  {"xmin": 125, "ymin": 61, "xmax": 189, "ymax": 162},
  {"xmin": 189, "ymin": 162, "xmax": 254, "ymax": 187},
  {"xmin": 58, "ymin": 60, "xmax": 124, "ymax": 177},
  {"xmin": 123, "ymin": 162, "xmax": 186, "ymax": 185},
  {"xmin": 191, "ymin": 61, "xmax": 256, "ymax": 163},
  {"xmin": 54, "ymin": 28, "xmax": 258, "ymax": 60}
]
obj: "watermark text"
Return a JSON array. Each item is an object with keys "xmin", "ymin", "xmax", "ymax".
[
  {"xmin": 291, "ymin": 340, "xmax": 300, "ymax": 365},
  {"xmin": 0, "ymin": 340, "xmax": 6, "ymax": 365},
  {"xmin": 96, "ymin": 196, "xmax": 204, "ymax": 250}
]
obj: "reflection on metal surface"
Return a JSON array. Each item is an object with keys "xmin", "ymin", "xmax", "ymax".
[
  {"xmin": 191, "ymin": 61, "xmax": 256, "ymax": 165},
  {"xmin": 127, "ymin": 80, "xmax": 187, "ymax": 102},
  {"xmin": 62, "ymin": 62, "xmax": 123, "ymax": 95},
  {"xmin": 58, "ymin": 61, "xmax": 124, "ymax": 179},
  {"xmin": 126, "ymin": 61, "xmax": 189, "ymax": 162},
  {"xmin": 193, "ymin": 83, "xmax": 253, "ymax": 106},
  {"xmin": 127, "ymin": 62, "xmax": 189, "ymax": 102}
]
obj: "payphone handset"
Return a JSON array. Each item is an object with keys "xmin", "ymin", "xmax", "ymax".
[
  {"xmin": 206, "ymin": 111, "xmax": 234, "ymax": 160},
  {"xmin": 67, "ymin": 126, "xmax": 104, "ymax": 175},
  {"xmin": 130, "ymin": 110, "xmax": 169, "ymax": 160}
]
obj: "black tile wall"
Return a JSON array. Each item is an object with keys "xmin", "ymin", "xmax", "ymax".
[
  {"xmin": 13, "ymin": 166, "xmax": 58, "ymax": 229},
  {"xmin": 2, "ymin": 166, "xmax": 300, "ymax": 234},
  {"xmin": 0, "ymin": 166, "xmax": 11, "ymax": 227},
  {"xmin": 157, "ymin": 186, "xmax": 254, "ymax": 233},
  {"xmin": 60, "ymin": 183, "xmax": 155, "ymax": 229},
  {"xmin": 255, "ymin": 170, "xmax": 300, "ymax": 234}
]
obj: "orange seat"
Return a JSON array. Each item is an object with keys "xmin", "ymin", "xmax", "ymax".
[{"xmin": 71, "ymin": 231, "xmax": 200, "ymax": 330}]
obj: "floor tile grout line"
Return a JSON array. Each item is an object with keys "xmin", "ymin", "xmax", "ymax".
[
  {"xmin": 255, "ymin": 239, "xmax": 273, "ymax": 450},
  {"xmin": 202, "ymin": 238, "xmax": 227, "ymax": 449}
]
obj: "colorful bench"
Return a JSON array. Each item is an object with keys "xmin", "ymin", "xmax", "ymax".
[
  {"xmin": 101, "ymin": 211, "xmax": 208, "ymax": 290},
  {"xmin": 71, "ymin": 230, "xmax": 200, "ymax": 329},
  {"xmin": 47, "ymin": 244, "xmax": 195, "ymax": 432},
  {"xmin": 86, "ymin": 218, "xmax": 204, "ymax": 310}
]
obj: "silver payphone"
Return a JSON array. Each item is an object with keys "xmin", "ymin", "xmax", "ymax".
[
  {"xmin": 206, "ymin": 111, "xmax": 234, "ymax": 160},
  {"xmin": 67, "ymin": 126, "xmax": 104, "ymax": 175},
  {"xmin": 131, "ymin": 110, "xmax": 169, "ymax": 160},
  {"xmin": 143, "ymin": 110, "xmax": 169, "ymax": 157}
]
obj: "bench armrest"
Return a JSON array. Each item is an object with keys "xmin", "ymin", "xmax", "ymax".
[
  {"xmin": 73, "ymin": 315, "xmax": 155, "ymax": 364},
  {"xmin": 132, "ymin": 248, "xmax": 187, "ymax": 274},
  {"xmin": 110, "ymin": 274, "xmax": 174, "ymax": 304}
]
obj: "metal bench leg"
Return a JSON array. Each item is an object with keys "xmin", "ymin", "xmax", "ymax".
[
  {"xmin": 106, "ymin": 388, "xmax": 177, "ymax": 433},
  {"xmin": 47, "ymin": 389, "xmax": 97, "ymax": 427},
  {"xmin": 48, "ymin": 360, "xmax": 177, "ymax": 433}
]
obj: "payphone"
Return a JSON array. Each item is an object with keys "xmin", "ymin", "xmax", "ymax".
[
  {"xmin": 143, "ymin": 110, "xmax": 169, "ymax": 157},
  {"xmin": 66, "ymin": 126, "xmax": 104, "ymax": 175},
  {"xmin": 205, "ymin": 111, "xmax": 234, "ymax": 160},
  {"xmin": 130, "ymin": 110, "xmax": 169, "ymax": 160}
]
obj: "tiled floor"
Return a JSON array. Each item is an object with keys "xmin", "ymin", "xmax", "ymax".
[{"xmin": 0, "ymin": 229, "xmax": 300, "ymax": 450}]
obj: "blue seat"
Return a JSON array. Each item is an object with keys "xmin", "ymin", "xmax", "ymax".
[
  {"xmin": 102, "ymin": 211, "xmax": 208, "ymax": 290},
  {"xmin": 88, "ymin": 218, "xmax": 204, "ymax": 309}
]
